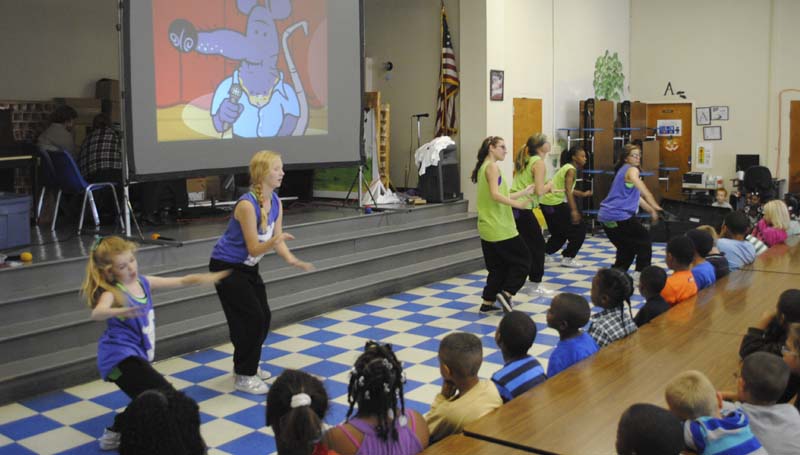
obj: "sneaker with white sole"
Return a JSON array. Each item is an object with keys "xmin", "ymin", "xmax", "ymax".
[
  {"xmin": 560, "ymin": 257, "xmax": 585, "ymax": 268},
  {"xmin": 496, "ymin": 292, "xmax": 513, "ymax": 313},
  {"xmin": 257, "ymin": 368, "xmax": 272, "ymax": 381},
  {"xmin": 544, "ymin": 255, "xmax": 560, "ymax": 264},
  {"xmin": 521, "ymin": 281, "xmax": 556, "ymax": 298},
  {"xmin": 99, "ymin": 428, "xmax": 121, "ymax": 451},
  {"xmin": 235, "ymin": 374, "xmax": 269, "ymax": 395}
]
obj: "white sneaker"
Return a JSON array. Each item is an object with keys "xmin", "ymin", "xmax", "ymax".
[
  {"xmin": 257, "ymin": 368, "xmax": 272, "ymax": 381},
  {"xmin": 631, "ymin": 271, "xmax": 641, "ymax": 284},
  {"xmin": 235, "ymin": 374, "xmax": 269, "ymax": 395},
  {"xmin": 521, "ymin": 281, "xmax": 556, "ymax": 298},
  {"xmin": 99, "ymin": 428, "xmax": 121, "ymax": 451},
  {"xmin": 560, "ymin": 257, "xmax": 585, "ymax": 268},
  {"xmin": 544, "ymin": 255, "xmax": 560, "ymax": 264}
]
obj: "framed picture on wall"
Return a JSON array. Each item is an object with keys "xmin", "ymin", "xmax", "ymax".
[
  {"xmin": 703, "ymin": 125, "xmax": 722, "ymax": 141},
  {"xmin": 710, "ymin": 106, "xmax": 729, "ymax": 121},
  {"xmin": 490, "ymin": 70, "xmax": 504, "ymax": 101},
  {"xmin": 696, "ymin": 107, "xmax": 711, "ymax": 125}
]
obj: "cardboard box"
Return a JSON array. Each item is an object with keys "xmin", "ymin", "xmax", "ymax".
[
  {"xmin": 96, "ymin": 79, "xmax": 120, "ymax": 100},
  {"xmin": 102, "ymin": 99, "xmax": 121, "ymax": 123},
  {"xmin": 186, "ymin": 176, "xmax": 221, "ymax": 201}
]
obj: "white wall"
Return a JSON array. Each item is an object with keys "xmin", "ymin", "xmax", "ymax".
[
  {"xmin": 767, "ymin": 0, "xmax": 800, "ymax": 184},
  {"xmin": 364, "ymin": 0, "xmax": 460, "ymax": 189},
  {"xmin": 0, "ymin": 0, "xmax": 119, "ymax": 100},
  {"xmin": 630, "ymin": 0, "xmax": 772, "ymax": 185}
]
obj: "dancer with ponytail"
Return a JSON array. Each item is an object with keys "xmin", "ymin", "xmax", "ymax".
[
  {"xmin": 511, "ymin": 133, "xmax": 556, "ymax": 297},
  {"xmin": 471, "ymin": 136, "xmax": 535, "ymax": 313},
  {"xmin": 210, "ymin": 151, "xmax": 314, "ymax": 395},
  {"xmin": 81, "ymin": 236, "xmax": 228, "ymax": 451},
  {"xmin": 540, "ymin": 146, "xmax": 591, "ymax": 267},
  {"xmin": 598, "ymin": 144, "xmax": 663, "ymax": 275}
]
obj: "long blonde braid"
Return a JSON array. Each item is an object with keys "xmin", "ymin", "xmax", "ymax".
[{"xmin": 249, "ymin": 151, "xmax": 281, "ymax": 232}]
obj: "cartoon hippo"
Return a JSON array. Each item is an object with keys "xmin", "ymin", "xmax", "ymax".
[{"xmin": 168, "ymin": 0, "xmax": 308, "ymax": 137}]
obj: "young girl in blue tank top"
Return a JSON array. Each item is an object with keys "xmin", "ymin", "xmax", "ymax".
[
  {"xmin": 209, "ymin": 151, "xmax": 314, "ymax": 396},
  {"xmin": 81, "ymin": 235, "xmax": 228, "ymax": 451}
]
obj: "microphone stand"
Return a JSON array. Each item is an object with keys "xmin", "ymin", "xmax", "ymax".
[{"xmin": 404, "ymin": 113, "xmax": 428, "ymax": 190}]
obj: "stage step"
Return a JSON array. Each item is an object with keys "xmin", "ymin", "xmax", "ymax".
[{"xmin": 0, "ymin": 203, "xmax": 484, "ymax": 403}]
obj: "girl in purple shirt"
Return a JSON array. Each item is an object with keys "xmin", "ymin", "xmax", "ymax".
[{"xmin": 81, "ymin": 235, "xmax": 228, "ymax": 451}]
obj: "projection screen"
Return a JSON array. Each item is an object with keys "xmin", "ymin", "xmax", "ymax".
[{"xmin": 124, "ymin": 0, "xmax": 363, "ymax": 180}]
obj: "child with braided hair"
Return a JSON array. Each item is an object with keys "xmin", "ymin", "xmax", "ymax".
[
  {"xmin": 210, "ymin": 151, "xmax": 314, "ymax": 395},
  {"xmin": 588, "ymin": 268, "xmax": 638, "ymax": 348},
  {"xmin": 327, "ymin": 341, "xmax": 429, "ymax": 455}
]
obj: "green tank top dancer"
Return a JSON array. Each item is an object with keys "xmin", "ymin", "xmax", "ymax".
[{"xmin": 477, "ymin": 160, "xmax": 518, "ymax": 242}]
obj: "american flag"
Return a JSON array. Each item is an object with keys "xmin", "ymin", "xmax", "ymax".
[{"xmin": 435, "ymin": 4, "xmax": 459, "ymax": 137}]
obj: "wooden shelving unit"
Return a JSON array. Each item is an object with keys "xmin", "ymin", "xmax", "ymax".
[
  {"xmin": 0, "ymin": 100, "xmax": 55, "ymax": 143},
  {"xmin": 365, "ymin": 91, "xmax": 391, "ymax": 189}
]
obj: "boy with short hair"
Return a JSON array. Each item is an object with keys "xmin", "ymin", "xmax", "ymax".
[
  {"xmin": 634, "ymin": 265, "xmax": 669, "ymax": 326},
  {"xmin": 426, "ymin": 332, "xmax": 503, "ymax": 442},
  {"xmin": 685, "ymin": 229, "xmax": 717, "ymax": 290},
  {"xmin": 720, "ymin": 353, "xmax": 800, "ymax": 454},
  {"xmin": 696, "ymin": 225, "xmax": 730, "ymax": 279},
  {"xmin": 546, "ymin": 293, "xmax": 599, "ymax": 377},
  {"xmin": 661, "ymin": 236, "xmax": 699, "ymax": 305},
  {"xmin": 717, "ymin": 212, "xmax": 757, "ymax": 270},
  {"xmin": 712, "ymin": 188, "xmax": 733, "ymax": 209},
  {"xmin": 616, "ymin": 403, "xmax": 685, "ymax": 455},
  {"xmin": 491, "ymin": 311, "xmax": 547, "ymax": 401},
  {"xmin": 665, "ymin": 370, "xmax": 766, "ymax": 454}
]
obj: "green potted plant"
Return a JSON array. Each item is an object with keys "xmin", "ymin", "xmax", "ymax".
[{"xmin": 593, "ymin": 50, "xmax": 624, "ymax": 101}]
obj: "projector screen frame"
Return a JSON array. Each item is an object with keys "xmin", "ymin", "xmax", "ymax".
[{"xmin": 121, "ymin": 0, "xmax": 366, "ymax": 182}]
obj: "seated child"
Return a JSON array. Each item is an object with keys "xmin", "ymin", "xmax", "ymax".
[
  {"xmin": 719, "ymin": 353, "xmax": 800, "ymax": 454},
  {"xmin": 426, "ymin": 332, "xmax": 502, "ymax": 442},
  {"xmin": 588, "ymin": 268, "xmax": 637, "ymax": 348},
  {"xmin": 685, "ymin": 229, "xmax": 717, "ymax": 290},
  {"xmin": 751, "ymin": 200, "xmax": 790, "ymax": 247},
  {"xmin": 718, "ymin": 211, "xmax": 758, "ymax": 270},
  {"xmin": 119, "ymin": 389, "xmax": 206, "ymax": 455},
  {"xmin": 634, "ymin": 265, "xmax": 669, "ymax": 327},
  {"xmin": 665, "ymin": 370, "xmax": 766, "ymax": 455},
  {"xmin": 267, "ymin": 369, "xmax": 339, "ymax": 455},
  {"xmin": 712, "ymin": 188, "xmax": 733, "ymax": 209},
  {"xmin": 740, "ymin": 289, "xmax": 800, "ymax": 405},
  {"xmin": 661, "ymin": 236, "xmax": 699, "ymax": 305},
  {"xmin": 696, "ymin": 225, "xmax": 730, "ymax": 279},
  {"xmin": 328, "ymin": 342, "xmax": 428, "ymax": 455},
  {"xmin": 783, "ymin": 323, "xmax": 800, "ymax": 414},
  {"xmin": 616, "ymin": 403, "xmax": 685, "ymax": 455},
  {"xmin": 491, "ymin": 311, "xmax": 547, "ymax": 402},
  {"xmin": 546, "ymin": 292, "xmax": 599, "ymax": 376}
]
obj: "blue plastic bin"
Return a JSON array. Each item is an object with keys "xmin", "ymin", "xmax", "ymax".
[{"xmin": 0, "ymin": 192, "xmax": 31, "ymax": 249}]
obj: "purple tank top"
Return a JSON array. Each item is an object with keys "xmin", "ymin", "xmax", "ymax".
[
  {"xmin": 337, "ymin": 411, "xmax": 424, "ymax": 455},
  {"xmin": 598, "ymin": 164, "xmax": 641, "ymax": 222},
  {"xmin": 211, "ymin": 192, "xmax": 281, "ymax": 265},
  {"xmin": 96, "ymin": 276, "xmax": 154, "ymax": 380}
]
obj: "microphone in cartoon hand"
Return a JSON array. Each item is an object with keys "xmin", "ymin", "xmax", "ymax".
[{"xmin": 223, "ymin": 83, "xmax": 243, "ymax": 132}]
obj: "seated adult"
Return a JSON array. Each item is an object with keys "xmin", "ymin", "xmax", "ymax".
[
  {"xmin": 38, "ymin": 105, "xmax": 78, "ymax": 158},
  {"xmin": 78, "ymin": 113, "xmax": 122, "ymax": 184}
]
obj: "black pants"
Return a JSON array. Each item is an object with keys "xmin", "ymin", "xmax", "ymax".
[
  {"xmin": 210, "ymin": 259, "xmax": 270, "ymax": 376},
  {"xmin": 111, "ymin": 356, "xmax": 175, "ymax": 431},
  {"xmin": 513, "ymin": 209, "xmax": 545, "ymax": 283},
  {"xmin": 602, "ymin": 216, "xmax": 652, "ymax": 272},
  {"xmin": 541, "ymin": 203, "xmax": 587, "ymax": 258},
  {"xmin": 480, "ymin": 236, "xmax": 530, "ymax": 302}
]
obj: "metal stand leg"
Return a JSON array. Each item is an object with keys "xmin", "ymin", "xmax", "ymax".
[{"xmin": 51, "ymin": 190, "xmax": 62, "ymax": 232}]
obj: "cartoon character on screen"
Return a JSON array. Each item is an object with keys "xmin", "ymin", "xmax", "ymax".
[{"xmin": 168, "ymin": 0, "xmax": 308, "ymax": 138}]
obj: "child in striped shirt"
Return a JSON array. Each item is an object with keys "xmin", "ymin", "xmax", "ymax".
[
  {"xmin": 491, "ymin": 311, "xmax": 547, "ymax": 401},
  {"xmin": 665, "ymin": 370, "xmax": 766, "ymax": 455}
]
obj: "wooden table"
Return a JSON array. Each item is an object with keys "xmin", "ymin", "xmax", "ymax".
[
  {"xmin": 420, "ymin": 434, "xmax": 531, "ymax": 455},
  {"xmin": 650, "ymin": 269, "xmax": 798, "ymax": 336},
  {"xmin": 742, "ymin": 236, "xmax": 800, "ymax": 275},
  {"xmin": 464, "ymin": 324, "xmax": 741, "ymax": 455}
]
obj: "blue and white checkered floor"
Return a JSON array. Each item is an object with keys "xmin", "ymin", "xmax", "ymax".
[{"xmin": 0, "ymin": 236, "xmax": 666, "ymax": 455}]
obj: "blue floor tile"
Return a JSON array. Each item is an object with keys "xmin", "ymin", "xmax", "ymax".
[
  {"xmin": 70, "ymin": 412, "xmax": 116, "ymax": 439},
  {"xmin": 301, "ymin": 316, "xmax": 341, "ymax": 329},
  {"xmin": 299, "ymin": 329, "xmax": 344, "ymax": 343},
  {"xmin": 0, "ymin": 414, "xmax": 61, "ymax": 440},
  {"xmin": 300, "ymin": 344, "xmax": 348, "ymax": 360},
  {"xmin": 217, "ymin": 431, "xmax": 276, "ymax": 455},
  {"xmin": 172, "ymin": 365, "xmax": 227, "ymax": 384},
  {"xmin": 225, "ymin": 404, "xmax": 267, "ymax": 429},
  {"xmin": 89, "ymin": 390, "xmax": 129, "ymax": 411},
  {"xmin": 21, "ymin": 391, "xmax": 82, "ymax": 413},
  {"xmin": 183, "ymin": 349, "xmax": 230, "ymax": 365}
]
